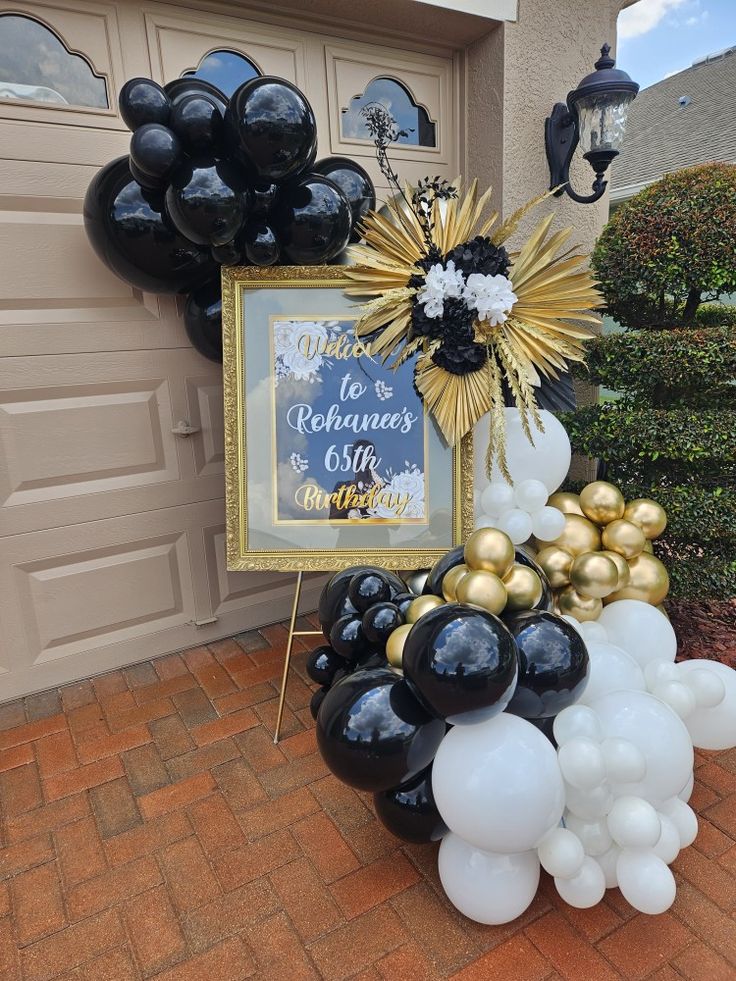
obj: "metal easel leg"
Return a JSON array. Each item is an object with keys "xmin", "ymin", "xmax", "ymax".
[{"xmin": 273, "ymin": 572, "xmax": 324, "ymax": 744}]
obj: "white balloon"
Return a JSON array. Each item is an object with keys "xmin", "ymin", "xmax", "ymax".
[
  {"xmin": 660, "ymin": 797, "xmax": 698, "ymax": 847},
  {"xmin": 480, "ymin": 481, "xmax": 514, "ymax": 518},
  {"xmin": 616, "ymin": 849, "xmax": 677, "ymax": 914},
  {"xmin": 607, "ymin": 796, "xmax": 662, "ymax": 849},
  {"xmin": 438, "ymin": 834, "xmax": 540, "ymax": 925},
  {"xmin": 677, "ymin": 660, "xmax": 736, "ymax": 750},
  {"xmin": 578, "ymin": 621, "xmax": 609, "ymax": 645},
  {"xmin": 577, "ymin": 643, "xmax": 646, "ymax": 705},
  {"xmin": 553, "ymin": 705, "xmax": 603, "ymax": 746},
  {"xmin": 598, "ymin": 600, "xmax": 677, "ymax": 668},
  {"xmin": 596, "ymin": 843, "xmax": 621, "ymax": 888},
  {"xmin": 531, "ymin": 506, "xmax": 567, "ymax": 543},
  {"xmin": 653, "ymin": 813, "xmax": 681, "ymax": 864},
  {"xmin": 538, "ymin": 827, "xmax": 585, "ymax": 879},
  {"xmin": 565, "ymin": 782, "xmax": 614, "ymax": 820},
  {"xmin": 590, "ymin": 690, "xmax": 694, "ymax": 805},
  {"xmin": 679, "ymin": 666, "xmax": 726, "ymax": 709},
  {"xmin": 554, "ymin": 856, "xmax": 606, "ymax": 909},
  {"xmin": 496, "ymin": 508, "xmax": 533, "ymax": 545},
  {"xmin": 475, "ymin": 515, "xmax": 498, "ymax": 529},
  {"xmin": 480, "ymin": 408, "xmax": 572, "ymax": 493},
  {"xmin": 678, "ymin": 773, "xmax": 694, "ymax": 802},
  {"xmin": 600, "ymin": 738, "xmax": 647, "ymax": 784},
  {"xmin": 562, "ymin": 615, "xmax": 583, "ymax": 633},
  {"xmin": 432, "ymin": 714, "xmax": 565, "ymax": 854},
  {"xmin": 644, "ymin": 658, "xmax": 680, "ymax": 691},
  {"xmin": 558, "ymin": 738, "xmax": 607, "ymax": 790},
  {"xmin": 652, "ymin": 680, "xmax": 697, "ymax": 720},
  {"xmin": 563, "ymin": 812, "xmax": 613, "ymax": 856},
  {"xmin": 514, "ymin": 479, "xmax": 548, "ymax": 513}
]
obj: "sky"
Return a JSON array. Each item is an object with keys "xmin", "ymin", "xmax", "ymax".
[{"xmin": 616, "ymin": 0, "xmax": 736, "ymax": 89}]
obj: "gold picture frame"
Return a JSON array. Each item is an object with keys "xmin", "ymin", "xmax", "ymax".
[{"xmin": 223, "ymin": 264, "xmax": 474, "ymax": 572}]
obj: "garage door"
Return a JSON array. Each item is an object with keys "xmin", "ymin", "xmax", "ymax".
[{"xmin": 0, "ymin": 0, "xmax": 460, "ymax": 700}]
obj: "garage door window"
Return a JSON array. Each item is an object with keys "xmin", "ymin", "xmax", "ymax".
[
  {"xmin": 341, "ymin": 76, "xmax": 437, "ymax": 147},
  {"xmin": 182, "ymin": 49, "xmax": 261, "ymax": 98},
  {"xmin": 0, "ymin": 13, "xmax": 108, "ymax": 108}
]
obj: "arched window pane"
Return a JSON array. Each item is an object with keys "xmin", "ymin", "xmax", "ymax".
[
  {"xmin": 0, "ymin": 14, "xmax": 108, "ymax": 108},
  {"xmin": 341, "ymin": 77, "xmax": 436, "ymax": 147},
  {"xmin": 182, "ymin": 50, "xmax": 260, "ymax": 99}
]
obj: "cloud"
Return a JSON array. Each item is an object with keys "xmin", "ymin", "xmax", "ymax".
[{"xmin": 618, "ymin": 0, "xmax": 689, "ymax": 39}]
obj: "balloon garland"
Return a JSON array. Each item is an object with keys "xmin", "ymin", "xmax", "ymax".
[
  {"xmin": 83, "ymin": 73, "xmax": 375, "ymax": 362},
  {"xmin": 310, "ymin": 415, "xmax": 736, "ymax": 925}
]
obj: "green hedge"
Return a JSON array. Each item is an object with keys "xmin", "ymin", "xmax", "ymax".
[
  {"xmin": 659, "ymin": 550, "xmax": 736, "ymax": 601},
  {"xmin": 695, "ymin": 303, "xmax": 736, "ymax": 327}
]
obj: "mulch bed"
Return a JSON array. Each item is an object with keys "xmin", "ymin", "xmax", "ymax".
[{"xmin": 667, "ymin": 598, "xmax": 736, "ymax": 667}]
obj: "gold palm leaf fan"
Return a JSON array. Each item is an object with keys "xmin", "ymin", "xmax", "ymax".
[{"xmin": 344, "ymin": 181, "xmax": 602, "ymax": 479}]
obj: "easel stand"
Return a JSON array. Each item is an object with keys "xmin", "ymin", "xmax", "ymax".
[{"xmin": 274, "ymin": 571, "xmax": 324, "ymax": 743}]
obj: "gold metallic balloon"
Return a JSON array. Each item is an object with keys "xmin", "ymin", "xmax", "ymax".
[
  {"xmin": 606, "ymin": 552, "xmax": 670, "ymax": 606},
  {"xmin": 656, "ymin": 603, "xmax": 671, "ymax": 621},
  {"xmin": 404, "ymin": 569, "xmax": 430, "ymax": 596},
  {"xmin": 642, "ymin": 539, "xmax": 654, "ymax": 554},
  {"xmin": 464, "ymin": 527, "xmax": 515, "ymax": 578},
  {"xmin": 405, "ymin": 594, "xmax": 444, "ymax": 623},
  {"xmin": 548, "ymin": 492, "xmax": 584, "ymax": 516},
  {"xmin": 558, "ymin": 585, "xmax": 603, "ymax": 622},
  {"xmin": 569, "ymin": 551, "xmax": 620, "ymax": 599},
  {"xmin": 579, "ymin": 480, "xmax": 626, "ymax": 526},
  {"xmin": 600, "ymin": 549, "xmax": 631, "ymax": 589},
  {"xmin": 503, "ymin": 565, "xmax": 544, "ymax": 612},
  {"xmin": 536, "ymin": 545, "xmax": 575, "ymax": 588},
  {"xmin": 555, "ymin": 514, "xmax": 602, "ymax": 556},
  {"xmin": 455, "ymin": 569, "xmax": 508, "ymax": 616},
  {"xmin": 623, "ymin": 498, "xmax": 668, "ymax": 540},
  {"xmin": 386, "ymin": 624, "xmax": 412, "ymax": 668},
  {"xmin": 442, "ymin": 564, "xmax": 469, "ymax": 602},
  {"xmin": 601, "ymin": 519, "xmax": 646, "ymax": 560}
]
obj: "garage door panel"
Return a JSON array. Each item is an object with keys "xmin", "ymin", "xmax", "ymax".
[{"xmin": 185, "ymin": 377, "xmax": 224, "ymax": 478}]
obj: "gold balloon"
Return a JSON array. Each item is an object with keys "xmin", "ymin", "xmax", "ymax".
[
  {"xmin": 657, "ymin": 603, "xmax": 671, "ymax": 621},
  {"xmin": 623, "ymin": 498, "xmax": 668, "ymax": 540},
  {"xmin": 456, "ymin": 570, "xmax": 508, "ymax": 615},
  {"xmin": 536, "ymin": 545, "xmax": 575, "ymax": 588},
  {"xmin": 548, "ymin": 492, "xmax": 585, "ymax": 516},
  {"xmin": 503, "ymin": 565, "xmax": 544, "ymax": 612},
  {"xmin": 555, "ymin": 514, "xmax": 602, "ymax": 556},
  {"xmin": 442, "ymin": 564, "xmax": 469, "ymax": 601},
  {"xmin": 405, "ymin": 594, "xmax": 444, "ymax": 623},
  {"xmin": 601, "ymin": 519, "xmax": 646, "ymax": 560},
  {"xmin": 642, "ymin": 539, "xmax": 654, "ymax": 554},
  {"xmin": 600, "ymin": 549, "xmax": 631, "ymax": 589},
  {"xmin": 464, "ymin": 527, "xmax": 515, "ymax": 578},
  {"xmin": 606, "ymin": 552, "xmax": 670, "ymax": 606},
  {"xmin": 569, "ymin": 552, "xmax": 620, "ymax": 599},
  {"xmin": 386, "ymin": 624, "xmax": 412, "ymax": 668},
  {"xmin": 579, "ymin": 480, "xmax": 626, "ymax": 526},
  {"xmin": 558, "ymin": 586, "xmax": 603, "ymax": 622},
  {"xmin": 404, "ymin": 569, "xmax": 430, "ymax": 596}
]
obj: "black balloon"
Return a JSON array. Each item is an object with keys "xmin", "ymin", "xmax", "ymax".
[
  {"xmin": 83, "ymin": 157, "xmax": 216, "ymax": 294},
  {"xmin": 165, "ymin": 77, "xmax": 228, "ymax": 118},
  {"xmin": 250, "ymin": 181, "xmax": 279, "ymax": 217},
  {"xmin": 403, "ymin": 604, "xmax": 518, "ymax": 725},
  {"xmin": 306, "ymin": 645, "xmax": 346, "ymax": 687},
  {"xmin": 240, "ymin": 222, "xmax": 280, "ymax": 266},
  {"xmin": 226, "ymin": 76, "xmax": 317, "ymax": 181},
  {"xmin": 166, "ymin": 157, "xmax": 251, "ymax": 246},
  {"xmin": 130, "ymin": 124, "xmax": 182, "ymax": 183},
  {"xmin": 170, "ymin": 94, "xmax": 224, "ymax": 152},
  {"xmin": 348, "ymin": 571, "xmax": 392, "ymax": 613},
  {"xmin": 128, "ymin": 157, "xmax": 165, "ymax": 191},
  {"xmin": 392, "ymin": 592, "xmax": 415, "ymax": 617},
  {"xmin": 316, "ymin": 666, "xmax": 445, "ymax": 792},
  {"xmin": 423, "ymin": 545, "xmax": 466, "ymax": 597},
  {"xmin": 329, "ymin": 615, "xmax": 367, "ymax": 662},
  {"xmin": 184, "ymin": 279, "xmax": 222, "ymax": 362},
  {"xmin": 318, "ymin": 567, "xmax": 405, "ymax": 641},
  {"xmin": 362, "ymin": 603, "xmax": 403, "ymax": 648},
  {"xmin": 273, "ymin": 174, "xmax": 352, "ymax": 264},
  {"xmin": 513, "ymin": 546, "xmax": 554, "ymax": 612},
  {"xmin": 529, "ymin": 715, "xmax": 558, "ymax": 747},
  {"xmin": 119, "ymin": 78, "xmax": 171, "ymax": 131},
  {"xmin": 313, "ymin": 156, "xmax": 375, "ymax": 241},
  {"xmin": 310, "ymin": 686, "xmax": 329, "ymax": 721},
  {"xmin": 374, "ymin": 764, "xmax": 448, "ymax": 843},
  {"xmin": 504, "ymin": 610, "xmax": 589, "ymax": 719},
  {"xmin": 211, "ymin": 241, "xmax": 242, "ymax": 265}
]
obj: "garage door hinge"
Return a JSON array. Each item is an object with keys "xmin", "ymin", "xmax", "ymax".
[{"xmin": 191, "ymin": 616, "xmax": 218, "ymax": 627}]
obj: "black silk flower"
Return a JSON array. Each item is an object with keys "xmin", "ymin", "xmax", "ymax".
[
  {"xmin": 432, "ymin": 338, "xmax": 487, "ymax": 375},
  {"xmin": 446, "ymin": 236, "xmax": 510, "ymax": 279}
]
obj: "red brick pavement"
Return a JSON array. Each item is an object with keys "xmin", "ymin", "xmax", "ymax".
[{"xmin": 0, "ymin": 618, "xmax": 735, "ymax": 980}]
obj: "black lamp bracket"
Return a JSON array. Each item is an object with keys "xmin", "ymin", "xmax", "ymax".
[{"xmin": 545, "ymin": 103, "xmax": 616, "ymax": 205}]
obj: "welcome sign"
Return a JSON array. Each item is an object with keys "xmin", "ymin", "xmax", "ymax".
[{"xmin": 223, "ymin": 265, "xmax": 473, "ymax": 572}]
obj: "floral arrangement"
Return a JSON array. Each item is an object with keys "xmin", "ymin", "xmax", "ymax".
[{"xmin": 344, "ymin": 104, "xmax": 602, "ymax": 477}]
